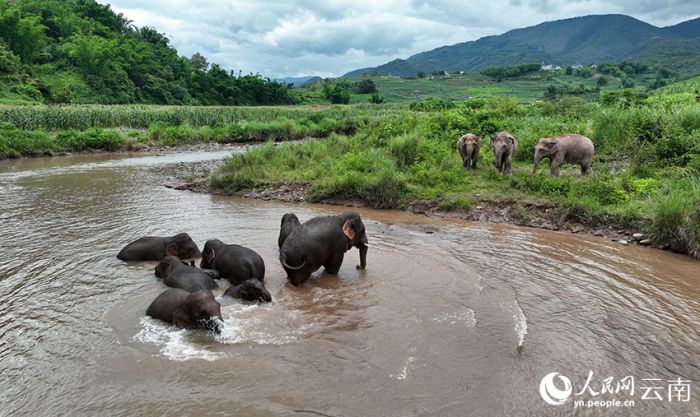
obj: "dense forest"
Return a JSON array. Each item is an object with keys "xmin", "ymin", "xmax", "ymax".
[{"xmin": 0, "ymin": 0, "xmax": 299, "ymax": 105}]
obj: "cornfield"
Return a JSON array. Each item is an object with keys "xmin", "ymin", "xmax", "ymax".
[{"xmin": 0, "ymin": 104, "xmax": 407, "ymax": 130}]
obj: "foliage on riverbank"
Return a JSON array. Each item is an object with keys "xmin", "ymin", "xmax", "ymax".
[
  {"xmin": 0, "ymin": 115, "xmax": 359, "ymax": 158},
  {"xmin": 211, "ymin": 91, "xmax": 700, "ymax": 258}
]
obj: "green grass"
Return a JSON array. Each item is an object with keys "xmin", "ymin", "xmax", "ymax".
[
  {"xmin": 299, "ymin": 68, "xmax": 677, "ymax": 104},
  {"xmin": 212, "ymin": 92, "xmax": 700, "ymax": 259}
]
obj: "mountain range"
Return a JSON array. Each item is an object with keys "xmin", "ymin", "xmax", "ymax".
[{"xmin": 344, "ymin": 14, "xmax": 700, "ymax": 77}]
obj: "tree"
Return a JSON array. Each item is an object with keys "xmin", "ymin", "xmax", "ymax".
[
  {"xmin": 596, "ymin": 76, "xmax": 608, "ymax": 87},
  {"xmin": 565, "ymin": 66, "xmax": 573, "ymax": 75},
  {"xmin": 190, "ymin": 53, "xmax": 208, "ymax": 72},
  {"xmin": 354, "ymin": 79, "xmax": 376, "ymax": 94},
  {"xmin": 369, "ymin": 93, "xmax": 384, "ymax": 104},
  {"xmin": 416, "ymin": 71, "xmax": 425, "ymax": 79},
  {"xmin": 544, "ymin": 85, "xmax": 557, "ymax": 101},
  {"xmin": 323, "ymin": 82, "xmax": 350, "ymax": 104}
]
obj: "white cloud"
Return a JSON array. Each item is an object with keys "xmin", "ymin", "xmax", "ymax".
[{"xmin": 100, "ymin": 0, "xmax": 700, "ymax": 77}]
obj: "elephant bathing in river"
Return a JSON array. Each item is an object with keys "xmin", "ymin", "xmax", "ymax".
[
  {"xmin": 457, "ymin": 133, "xmax": 482, "ymax": 170},
  {"xmin": 278, "ymin": 212, "xmax": 368, "ymax": 286},
  {"xmin": 491, "ymin": 131, "xmax": 518, "ymax": 175},
  {"xmin": 117, "ymin": 233, "xmax": 201, "ymax": 261},
  {"xmin": 155, "ymin": 256, "xmax": 219, "ymax": 292},
  {"xmin": 533, "ymin": 134, "xmax": 594, "ymax": 176},
  {"xmin": 146, "ymin": 288, "xmax": 223, "ymax": 333},
  {"xmin": 200, "ymin": 239, "xmax": 271, "ymax": 302}
]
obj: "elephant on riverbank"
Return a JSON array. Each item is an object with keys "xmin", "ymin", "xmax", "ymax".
[
  {"xmin": 200, "ymin": 239, "xmax": 271, "ymax": 302},
  {"xmin": 155, "ymin": 256, "xmax": 219, "ymax": 292},
  {"xmin": 457, "ymin": 133, "xmax": 482, "ymax": 170},
  {"xmin": 146, "ymin": 288, "xmax": 223, "ymax": 333},
  {"xmin": 279, "ymin": 212, "xmax": 368, "ymax": 286},
  {"xmin": 491, "ymin": 131, "xmax": 518, "ymax": 175},
  {"xmin": 533, "ymin": 134, "xmax": 594, "ymax": 176},
  {"xmin": 117, "ymin": 233, "xmax": 201, "ymax": 261}
]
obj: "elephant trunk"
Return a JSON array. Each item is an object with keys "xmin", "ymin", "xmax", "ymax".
[
  {"xmin": 465, "ymin": 143, "xmax": 475, "ymax": 161},
  {"xmin": 533, "ymin": 153, "xmax": 543, "ymax": 173},
  {"xmin": 358, "ymin": 243, "xmax": 368, "ymax": 269},
  {"xmin": 494, "ymin": 148, "xmax": 505, "ymax": 171}
]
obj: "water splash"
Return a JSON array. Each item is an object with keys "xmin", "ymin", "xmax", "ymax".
[
  {"xmin": 135, "ymin": 317, "xmax": 223, "ymax": 362},
  {"xmin": 514, "ymin": 298, "xmax": 528, "ymax": 348}
]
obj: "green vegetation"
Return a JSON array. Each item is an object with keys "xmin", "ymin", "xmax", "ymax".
[
  {"xmin": 482, "ymin": 63, "xmax": 542, "ymax": 80},
  {"xmin": 0, "ymin": 0, "xmax": 297, "ymax": 105},
  {"xmin": 211, "ymin": 83, "xmax": 700, "ymax": 259},
  {"xmin": 0, "ymin": 107, "xmax": 369, "ymax": 157},
  {"xmin": 303, "ymin": 61, "xmax": 681, "ymax": 104}
]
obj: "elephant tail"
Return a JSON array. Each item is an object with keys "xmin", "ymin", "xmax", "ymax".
[{"xmin": 280, "ymin": 253, "xmax": 306, "ymax": 270}]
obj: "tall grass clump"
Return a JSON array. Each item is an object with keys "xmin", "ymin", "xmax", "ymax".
[{"xmin": 649, "ymin": 177, "xmax": 700, "ymax": 258}]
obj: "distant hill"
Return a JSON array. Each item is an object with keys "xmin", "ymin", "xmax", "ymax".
[
  {"xmin": 345, "ymin": 14, "xmax": 700, "ymax": 77},
  {"xmin": 665, "ymin": 17, "xmax": 700, "ymax": 38},
  {"xmin": 275, "ymin": 76, "xmax": 322, "ymax": 87}
]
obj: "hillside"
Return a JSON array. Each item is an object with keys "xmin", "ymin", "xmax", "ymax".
[
  {"xmin": 0, "ymin": 0, "xmax": 297, "ymax": 105},
  {"xmin": 345, "ymin": 14, "xmax": 700, "ymax": 77}
]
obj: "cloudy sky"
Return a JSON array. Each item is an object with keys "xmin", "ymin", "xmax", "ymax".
[{"xmin": 100, "ymin": 1, "xmax": 699, "ymax": 78}]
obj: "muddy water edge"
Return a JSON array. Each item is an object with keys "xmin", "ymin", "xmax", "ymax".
[{"xmin": 0, "ymin": 150, "xmax": 698, "ymax": 417}]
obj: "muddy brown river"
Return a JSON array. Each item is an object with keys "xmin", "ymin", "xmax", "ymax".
[{"xmin": 1, "ymin": 150, "xmax": 698, "ymax": 417}]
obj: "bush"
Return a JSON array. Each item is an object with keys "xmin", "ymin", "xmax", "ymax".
[{"xmin": 355, "ymin": 79, "xmax": 377, "ymax": 94}]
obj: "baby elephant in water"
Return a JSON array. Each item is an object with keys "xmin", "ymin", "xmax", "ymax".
[
  {"xmin": 533, "ymin": 134, "xmax": 595, "ymax": 176},
  {"xmin": 146, "ymin": 288, "xmax": 223, "ymax": 333},
  {"xmin": 457, "ymin": 133, "xmax": 482, "ymax": 170},
  {"xmin": 155, "ymin": 256, "xmax": 219, "ymax": 292},
  {"xmin": 200, "ymin": 239, "xmax": 271, "ymax": 302},
  {"xmin": 491, "ymin": 131, "xmax": 518, "ymax": 175},
  {"xmin": 117, "ymin": 233, "xmax": 201, "ymax": 261}
]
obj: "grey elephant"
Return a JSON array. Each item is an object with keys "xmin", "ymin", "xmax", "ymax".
[
  {"xmin": 457, "ymin": 133, "xmax": 482, "ymax": 170},
  {"xmin": 278, "ymin": 212, "xmax": 368, "ymax": 286},
  {"xmin": 491, "ymin": 131, "xmax": 518, "ymax": 175},
  {"xmin": 155, "ymin": 256, "xmax": 219, "ymax": 293},
  {"xmin": 533, "ymin": 134, "xmax": 594, "ymax": 176},
  {"xmin": 117, "ymin": 233, "xmax": 201, "ymax": 261},
  {"xmin": 146, "ymin": 289, "xmax": 223, "ymax": 333}
]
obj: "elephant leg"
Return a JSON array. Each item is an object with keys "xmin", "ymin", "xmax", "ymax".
[
  {"xmin": 462, "ymin": 159, "xmax": 468, "ymax": 169},
  {"xmin": 505, "ymin": 158, "xmax": 513, "ymax": 176},
  {"xmin": 324, "ymin": 253, "xmax": 345, "ymax": 275},
  {"xmin": 470, "ymin": 157, "xmax": 477, "ymax": 170},
  {"xmin": 549, "ymin": 161, "xmax": 560, "ymax": 177},
  {"xmin": 581, "ymin": 163, "xmax": 592, "ymax": 176}
]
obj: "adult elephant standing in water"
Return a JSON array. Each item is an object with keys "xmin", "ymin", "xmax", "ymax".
[{"xmin": 278, "ymin": 212, "xmax": 368, "ymax": 286}]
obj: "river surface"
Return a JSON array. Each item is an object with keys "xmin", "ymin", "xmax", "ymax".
[{"xmin": 1, "ymin": 150, "xmax": 698, "ymax": 417}]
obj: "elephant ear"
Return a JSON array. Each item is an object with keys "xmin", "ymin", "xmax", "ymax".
[
  {"xmin": 171, "ymin": 307, "xmax": 192, "ymax": 329},
  {"xmin": 342, "ymin": 220, "xmax": 356, "ymax": 241},
  {"xmin": 508, "ymin": 135, "xmax": 515, "ymax": 145},
  {"xmin": 204, "ymin": 246, "xmax": 216, "ymax": 265},
  {"xmin": 160, "ymin": 262, "xmax": 172, "ymax": 278},
  {"xmin": 165, "ymin": 243, "xmax": 178, "ymax": 257}
]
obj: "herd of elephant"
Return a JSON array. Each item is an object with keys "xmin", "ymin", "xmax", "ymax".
[
  {"xmin": 116, "ymin": 212, "xmax": 368, "ymax": 334},
  {"xmin": 457, "ymin": 131, "xmax": 595, "ymax": 176}
]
